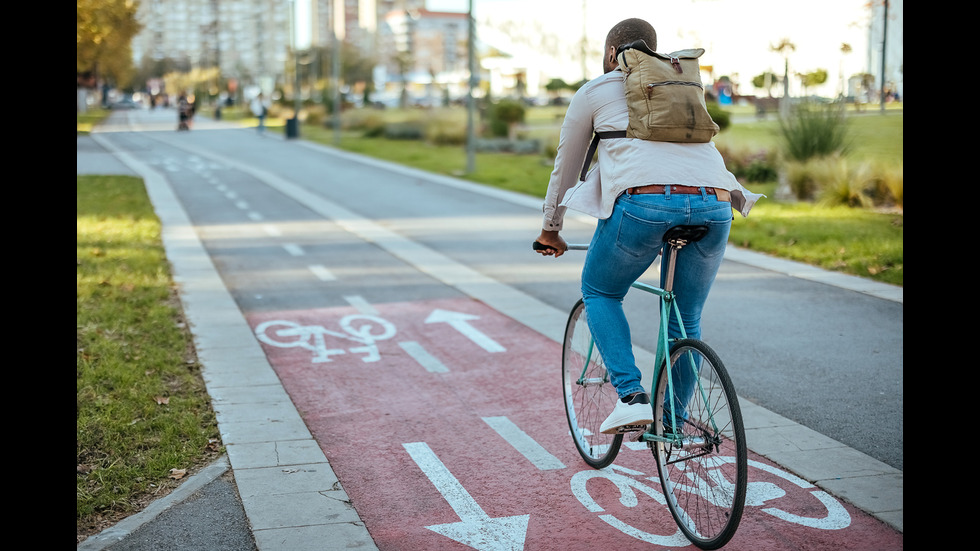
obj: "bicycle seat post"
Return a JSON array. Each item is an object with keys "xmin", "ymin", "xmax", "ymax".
[
  {"xmin": 661, "ymin": 225, "xmax": 710, "ymax": 293},
  {"xmin": 662, "ymin": 242, "xmax": 683, "ymax": 293}
]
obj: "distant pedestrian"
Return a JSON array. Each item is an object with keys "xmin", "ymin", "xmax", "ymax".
[
  {"xmin": 177, "ymin": 92, "xmax": 195, "ymax": 131},
  {"xmin": 251, "ymin": 93, "xmax": 269, "ymax": 134}
]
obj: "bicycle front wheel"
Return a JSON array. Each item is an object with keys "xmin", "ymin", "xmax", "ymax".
[
  {"xmin": 653, "ymin": 339, "xmax": 747, "ymax": 550},
  {"xmin": 562, "ymin": 299, "xmax": 622, "ymax": 469}
]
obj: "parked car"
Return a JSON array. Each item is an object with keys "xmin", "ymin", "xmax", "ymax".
[{"xmin": 111, "ymin": 96, "xmax": 142, "ymax": 110}]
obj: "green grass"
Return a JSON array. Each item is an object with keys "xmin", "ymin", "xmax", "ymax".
[
  {"xmin": 77, "ymin": 108, "xmax": 112, "ymax": 135},
  {"xmin": 76, "ymin": 175, "xmax": 221, "ymax": 540},
  {"xmin": 730, "ymin": 185, "xmax": 903, "ymax": 284}
]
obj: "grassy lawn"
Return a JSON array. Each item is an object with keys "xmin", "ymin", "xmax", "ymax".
[{"xmin": 76, "ymin": 174, "xmax": 222, "ymax": 540}]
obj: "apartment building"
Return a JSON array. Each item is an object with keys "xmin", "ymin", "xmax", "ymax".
[{"xmin": 130, "ymin": 0, "xmax": 467, "ymax": 101}]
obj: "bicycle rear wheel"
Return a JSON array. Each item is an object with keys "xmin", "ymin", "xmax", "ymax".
[
  {"xmin": 652, "ymin": 339, "xmax": 746, "ymax": 550},
  {"xmin": 562, "ymin": 299, "xmax": 622, "ymax": 469}
]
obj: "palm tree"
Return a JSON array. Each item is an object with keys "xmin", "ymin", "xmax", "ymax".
[
  {"xmin": 770, "ymin": 38, "xmax": 795, "ymax": 115},
  {"xmin": 839, "ymin": 43, "xmax": 852, "ymax": 98}
]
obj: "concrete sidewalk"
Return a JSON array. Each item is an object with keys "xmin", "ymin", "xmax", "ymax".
[{"xmin": 77, "ymin": 109, "xmax": 902, "ymax": 550}]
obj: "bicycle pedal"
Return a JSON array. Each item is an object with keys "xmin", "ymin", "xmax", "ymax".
[{"xmin": 617, "ymin": 424, "xmax": 649, "ymax": 434}]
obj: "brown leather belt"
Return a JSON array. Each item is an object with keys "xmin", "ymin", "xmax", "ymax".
[{"xmin": 627, "ymin": 185, "xmax": 730, "ymax": 202}]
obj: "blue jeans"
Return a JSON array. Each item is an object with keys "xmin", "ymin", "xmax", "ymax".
[{"xmin": 581, "ymin": 189, "xmax": 732, "ymax": 402}]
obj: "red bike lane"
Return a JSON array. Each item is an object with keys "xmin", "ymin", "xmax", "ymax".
[{"xmin": 248, "ymin": 296, "xmax": 902, "ymax": 550}]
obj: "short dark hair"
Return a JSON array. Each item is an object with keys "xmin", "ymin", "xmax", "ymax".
[{"xmin": 605, "ymin": 18, "xmax": 657, "ymax": 52}]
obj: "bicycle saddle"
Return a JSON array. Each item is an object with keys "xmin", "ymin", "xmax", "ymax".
[{"xmin": 664, "ymin": 225, "xmax": 709, "ymax": 245}]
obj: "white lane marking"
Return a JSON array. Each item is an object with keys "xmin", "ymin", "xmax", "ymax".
[
  {"xmin": 482, "ymin": 416, "xmax": 564, "ymax": 470},
  {"xmin": 282, "ymin": 243, "xmax": 304, "ymax": 256},
  {"xmin": 309, "ymin": 264, "xmax": 336, "ymax": 281},
  {"xmin": 403, "ymin": 442, "xmax": 529, "ymax": 551},
  {"xmin": 399, "ymin": 341, "xmax": 449, "ymax": 373},
  {"xmin": 343, "ymin": 295, "xmax": 378, "ymax": 316}
]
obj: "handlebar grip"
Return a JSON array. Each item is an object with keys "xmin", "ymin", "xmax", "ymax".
[{"xmin": 533, "ymin": 241, "xmax": 589, "ymax": 251}]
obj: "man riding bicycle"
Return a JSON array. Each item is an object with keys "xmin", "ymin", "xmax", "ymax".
[{"xmin": 534, "ymin": 18, "xmax": 761, "ymax": 434}]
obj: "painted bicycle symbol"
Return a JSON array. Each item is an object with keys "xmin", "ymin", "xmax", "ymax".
[
  {"xmin": 571, "ymin": 458, "xmax": 851, "ymax": 546},
  {"xmin": 255, "ymin": 315, "xmax": 397, "ymax": 363}
]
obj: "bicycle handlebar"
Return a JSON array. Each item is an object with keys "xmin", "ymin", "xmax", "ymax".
[{"xmin": 532, "ymin": 241, "xmax": 589, "ymax": 252}]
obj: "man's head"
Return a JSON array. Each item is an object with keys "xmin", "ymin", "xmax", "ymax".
[{"xmin": 603, "ymin": 18, "xmax": 657, "ymax": 73}]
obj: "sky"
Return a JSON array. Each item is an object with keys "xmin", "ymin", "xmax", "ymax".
[{"xmin": 303, "ymin": 0, "xmax": 879, "ymax": 97}]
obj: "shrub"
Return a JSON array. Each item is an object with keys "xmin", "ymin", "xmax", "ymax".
[
  {"xmin": 423, "ymin": 110, "xmax": 467, "ymax": 145},
  {"xmin": 778, "ymin": 100, "xmax": 851, "ymax": 162},
  {"xmin": 716, "ymin": 144, "xmax": 778, "ymax": 183},
  {"xmin": 866, "ymin": 160, "xmax": 903, "ymax": 210},
  {"xmin": 783, "ymin": 158, "xmax": 825, "ymax": 201},
  {"xmin": 543, "ymin": 139, "xmax": 559, "ymax": 160},
  {"xmin": 428, "ymin": 125, "xmax": 466, "ymax": 145},
  {"xmin": 783, "ymin": 155, "xmax": 903, "ymax": 209},
  {"xmin": 706, "ymin": 103, "xmax": 731, "ymax": 132},
  {"xmin": 487, "ymin": 99, "xmax": 526, "ymax": 138},
  {"xmin": 303, "ymin": 105, "xmax": 327, "ymax": 126},
  {"xmin": 880, "ymin": 163, "xmax": 903, "ymax": 209},
  {"xmin": 384, "ymin": 121, "xmax": 425, "ymax": 140},
  {"xmin": 814, "ymin": 156, "xmax": 874, "ymax": 208}
]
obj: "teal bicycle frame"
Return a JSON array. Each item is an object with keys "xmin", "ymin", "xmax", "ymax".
[
  {"xmin": 560, "ymin": 226, "xmax": 747, "ymax": 549},
  {"xmin": 572, "ymin": 245, "xmax": 721, "ymax": 450}
]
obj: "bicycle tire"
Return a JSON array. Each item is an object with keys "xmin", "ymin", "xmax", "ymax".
[
  {"xmin": 652, "ymin": 339, "xmax": 747, "ymax": 550},
  {"xmin": 562, "ymin": 299, "xmax": 623, "ymax": 469}
]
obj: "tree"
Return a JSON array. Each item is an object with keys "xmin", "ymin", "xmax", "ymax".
[
  {"xmin": 752, "ymin": 71, "xmax": 780, "ymax": 97},
  {"xmin": 77, "ymin": 0, "xmax": 143, "ymax": 90},
  {"xmin": 769, "ymin": 38, "xmax": 795, "ymax": 97},
  {"xmin": 769, "ymin": 38, "xmax": 796, "ymax": 117},
  {"xmin": 797, "ymin": 69, "xmax": 828, "ymax": 97},
  {"xmin": 838, "ymin": 43, "xmax": 852, "ymax": 98},
  {"xmin": 544, "ymin": 78, "xmax": 570, "ymax": 102}
]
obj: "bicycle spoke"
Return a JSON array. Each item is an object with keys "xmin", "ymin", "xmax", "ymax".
[{"xmin": 563, "ymin": 300, "xmax": 622, "ymax": 469}]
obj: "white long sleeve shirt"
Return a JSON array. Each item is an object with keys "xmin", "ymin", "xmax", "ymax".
[{"xmin": 542, "ymin": 69, "xmax": 763, "ymax": 231}]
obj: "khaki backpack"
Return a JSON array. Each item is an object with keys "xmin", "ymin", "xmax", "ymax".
[
  {"xmin": 617, "ymin": 40, "xmax": 719, "ymax": 142},
  {"xmin": 578, "ymin": 40, "xmax": 719, "ymax": 181}
]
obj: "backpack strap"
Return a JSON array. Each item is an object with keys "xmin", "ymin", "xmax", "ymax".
[{"xmin": 579, "ymin": 131, "xmax": 627, "ymax": 181}]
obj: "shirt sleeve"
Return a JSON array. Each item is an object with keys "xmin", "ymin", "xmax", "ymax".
[{"xmin": 542, "ymin": 87, "xmax": 594, "ymax": 231}]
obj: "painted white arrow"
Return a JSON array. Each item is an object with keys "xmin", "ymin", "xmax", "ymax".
[
  {"xmin": 425, "ymin": 309, "xmax": 505, "ymax": 353},
  {"xmin": 403, "ymin": 442, "xmax": 529, "ymax": 551}
]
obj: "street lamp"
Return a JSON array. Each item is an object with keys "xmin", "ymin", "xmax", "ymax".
[
  {"xmin": 466, "ymin": 0, "xmax": 476, "ymax": 174},
  {"xmin": 287, "ymin": 0, "xmax": 301, "ymax": 138}
]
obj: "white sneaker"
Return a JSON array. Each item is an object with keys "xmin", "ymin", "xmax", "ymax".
[{"xmin": 600, "ymin": 393, "xmax": 654, "ymax": 434}]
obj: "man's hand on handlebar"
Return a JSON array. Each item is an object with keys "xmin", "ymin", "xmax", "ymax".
[{"xmin": 533, "ymin": 230, "xmax": 568, "ymax": 258}]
